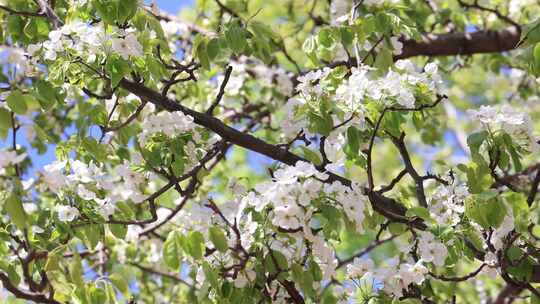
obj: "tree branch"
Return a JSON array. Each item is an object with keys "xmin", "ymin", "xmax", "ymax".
[
  {"xmin": 207, "ymin": 65, "xmax": 233, "ymax": 115},
  {"xmin": 325, "ymin": 27, "xmax": 521, "ymax": 71},
  {"xmin": 0, "ymin": 5, "xmax": 45, "ymax": 17},
  {"xmin": 0, "ymin": 272, "xmax": 60, "ymax": 304}
]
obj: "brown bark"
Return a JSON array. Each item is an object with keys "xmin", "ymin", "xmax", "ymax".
[
  {"xmin": 398, "ymin": 27, "xmax": 520, "ymax": 59},
  {"xmin": 492, "ymin": 284, "xmax": 523, "ymax": 304}
]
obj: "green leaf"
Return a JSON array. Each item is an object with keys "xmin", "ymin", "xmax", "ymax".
[
  {"xmin": 34, "ymin": 80, "xmax": 58, "ymax": 111},
  {"xmin": 405, "ymin": 206, "xmax": 431, "ymax": 221},
  {"xmin": 520, "ymin": 18, "xmax": 540, "ymax": 45},
  {"xmin": 207, "ymin": 38, "xmax": 220, "ymax": 61},
  {"xmin": 0, "ymin": 260, "xmax": 20, "ymax": 285},
  {"xmin": 308, "ymin": 112, "xmax": 333, "ymax": 136},
  {"xmin": 171, "ymin": 158, "xmax": 185, "ymax": 176},
  {"xmin": 465, "ymin": 194, "xmax": 507, "ymax": 229},
  {"xmin": 208, "ymin": 226, "xmax": 228, "ymax": 252},
  {"xmin": 81, "ymin": 224, "xmax": 102, "ymax": 249},
  {"xmin": 318, "ymin": 28, "xmax": 336, "ymax": 49},
  {"xmin": 291, "ymin": 263, "xmax": 303, "ymax": 284},
  {"xmin": 467, "ymin": 131, "xmax": 488, "ymax": 157},
  {"xmin": 502, "ymin": 133, "xmax": 523, "ymax": 171},
  {"xmin": 309, "ymin": 259, "xmax": 322, "ymax": 281},
  {"xmin": 109, "ymin": 224, "xmax": 127, "ymax": 239},
  {"xmin": 534, "ymin": 42, "xmax": 540, "ymax": 67},
  {"xmin": 94, "ymin": 0, "xmax": 118, "ymax": 25},
  {"xmin": 345, "ymin": 126, "xmax": 361, "ymax": 160},
  {"xmin": 202, "ymin": 261, "xmax": 220, "ymax": 288},
  {"xmin": 300, "ymin": 146, "xmax": 322, "ymax": 166},
  {"xmin": 195, "ymin": 39, "xmax": 210, "ymax": 70},
  {"xmin": 187, "ymin": 230, "xmax": 205, "ymax": 260},
  {"xmin": 118, "ymin": 0, "xmax": 138, "ymax": 23},
  {"xmin": 265, "ymin": 250, "xmax": 288, "ymax": 272},
  {"xmin": 109, "ymin": 273, "xmax": 129, "ymax": 297},
  {"xmin": 89, "ymin": 104, "xmax": 108, "ymax": 126},
  {"xmin": 4, "ymin": 195, "xmax": 27, "ymax": 230},
  {"xmin": 0, "ymin": 108, "xmax": 11, "ymax": 131},
  {"xmin": 374, "ymin": 48, "xmax": 393, "ymax": 72},
  {"xmin": 6, "ymin": 90, "xmax": 28, "ymax": 114},
  {"xmin": 225, "ymin": 22, "xmax": 247, "ymax": 54},
  {"xmin": 163, "ymin": 230, "xmax": 183, "ymax": 270},
  {"xmin": 106, "ymin": 56, "xmax": 131, "ymax": 87},
  {"xmin": 69, "ymin": 255, "xmax": 84, "ymax": 289}
]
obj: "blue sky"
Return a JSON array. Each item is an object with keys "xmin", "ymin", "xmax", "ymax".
[{"xmin": 154, "ymin": 0, "xmax": 194, "ymax": 14}]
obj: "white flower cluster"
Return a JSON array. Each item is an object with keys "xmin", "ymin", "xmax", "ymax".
[
  {"xmin": 428, "ymin": 175, "xmax": 468, "ymax": 226},
  {"xmin": 0, "ymin": 47, "xmax": 31, "ymax": 79},
  {"xmin": 467, "ymin": 105, "xmax": 538, "ymax": 151},
  {"xmin": 175, "ymin": 161, "xmax": 367, "ymax": 292},
  {"xmin": 417, "ymin": 231, "xmax": 448, "ymax": 266},
  {"xmin": 336, "ymin": 61, "xmax": 442, "ymax": 111},
  {"xmin": 41, "ymin": 158, "xmax": 151, "ymax": 222},
  {"xmin": 342, "ymin": 230, "xmax": 445, "ymax": 299},
  {"xmin": 28, "ymin": 20, "xmax": 142, "ymax": 63},
  {"xmin": 296, "ymin": 68, "xmax": 332, "ymax": 98},
  {"xmin": 491, "ymin": 208, "xmax": 515, "ymax": 251},
  {"xmin": 160, "ymin": 20, "xmax": 189, "ymax": 53},
  {"xmin": 138, "ymin": 111, "xmax": 196, "ymax": 144},
  {"xmin": 324, "ymin": 181, "xmax": 367, "ymax": 233},
  {"xmin": 347, "ymin": 256, "xmax": 428, "ymax": 298},
  {"xmin": 0, "ymin": 150, "xmax": 26, "ymax": 174},
  {"xmin": 330, "ymin": 0, "xmax": 401, "ymax": 25},
  {"xmin": 244, "ymin": 161, "xmax": 328, "ymax": 230},
  {"xmin": 283, "ymin": 61, "xmax": 443, "ymax": 150}
]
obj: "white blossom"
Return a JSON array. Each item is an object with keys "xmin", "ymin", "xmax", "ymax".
[
  {"xmin": 56, "ymin": 205, "xmax": 80, "ymax": 222},
  {"xmin": 111, "ymin": 33, "xmax": 143, "ymax": 60}
]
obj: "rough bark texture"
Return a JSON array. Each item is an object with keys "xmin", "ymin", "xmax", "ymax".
[{"xmin": 398, "ymin": 27, "xmax": 520, "ymax": 59}]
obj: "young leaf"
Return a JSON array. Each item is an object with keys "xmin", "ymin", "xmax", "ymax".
[
  {"xmin": 208, "ymin": 226, "xmax": 228, "ymax": 252},
  {"xmin": 163, "ymin": 230, "xmax": 183, "ymax": 270},
  {"xmin": 4, "ymin": 195, "xmax": 27, "ymax": 230},
  {"xmin": 187, "ymin": 230, "xmax": 205, "ymax": 260},
  {"xmin": 225, "ymin": 23, "xmax": 247, "ymax": 54},
  {"xmin": 6, "ymin": 90, "xmax": 28, "ymax": 114}
]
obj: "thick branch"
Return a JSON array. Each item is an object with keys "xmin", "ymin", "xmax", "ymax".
[
  {"xmin": 0, "ymin": 272, "xmax": 60, "ymax": 304},
  {"xmin": 326, "ymin": 27, "xmax": 521, "ymax": 71},
  {"xmin": 399, "ymin": 27, "xmax": 520, "ymax": 59}
]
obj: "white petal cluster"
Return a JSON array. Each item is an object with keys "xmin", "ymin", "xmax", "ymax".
[
  {"xmin": 417, "ymin": 231, "xmax": 448, "ymax": 266},
  {"xmin": 41, "ymin": 157, "xmax": 151, "ymax": 219},
  {"xmin": 334, "ymin": 61, "xmax": 442, "ymax": 112},
  {"xmin": 467, "ymin": 105, "xmax": 537, "ymax": 151},
  {"xmin": 491, "ymin": 209, "xmax": 514, "ymax": 251},
  {"xmin": 29, "ymin": 21, "xmax": 143, "ymax": 63},
  {"xmin": 111, "ymin": 33, "xmax": 144, "ymax": 60},
  {"xmin": 246, "ymin": 161, "xmax": 327, "ymax": 230},
  {"xmin": 324, "ymin": 181, "xmax": 367, "ymax": 233},
  {"xmin": 297, "ymin": 68, "xmax": 332, "ymax": 98},
  {"xmin": 138, "ymin": 111, "xmax": 195, "ymax": 144},
  {"xmin": 0, "ymin": 47, "xmax": 31, "ymax": 79},
  {"xmin": 41, "ymin": 161, "xmax": 68, "ymax": 192},
  {"xmin": 428, "ymin": 175, "xmax": 468, "ymax": 226},
  {"xmin": 347, "ymin": 257, "xmax": 374, "ymax": 278},
  {"xmin": 56, "ymin": 205, "xmax": 80, "ymax": 222},
  {"xmin": 348, "ymin": 255, "xmax": 428, "ymax": 298},
  {"xmin": 0, "ymin": 150, "xmax": 26, "ymax": 174}
]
